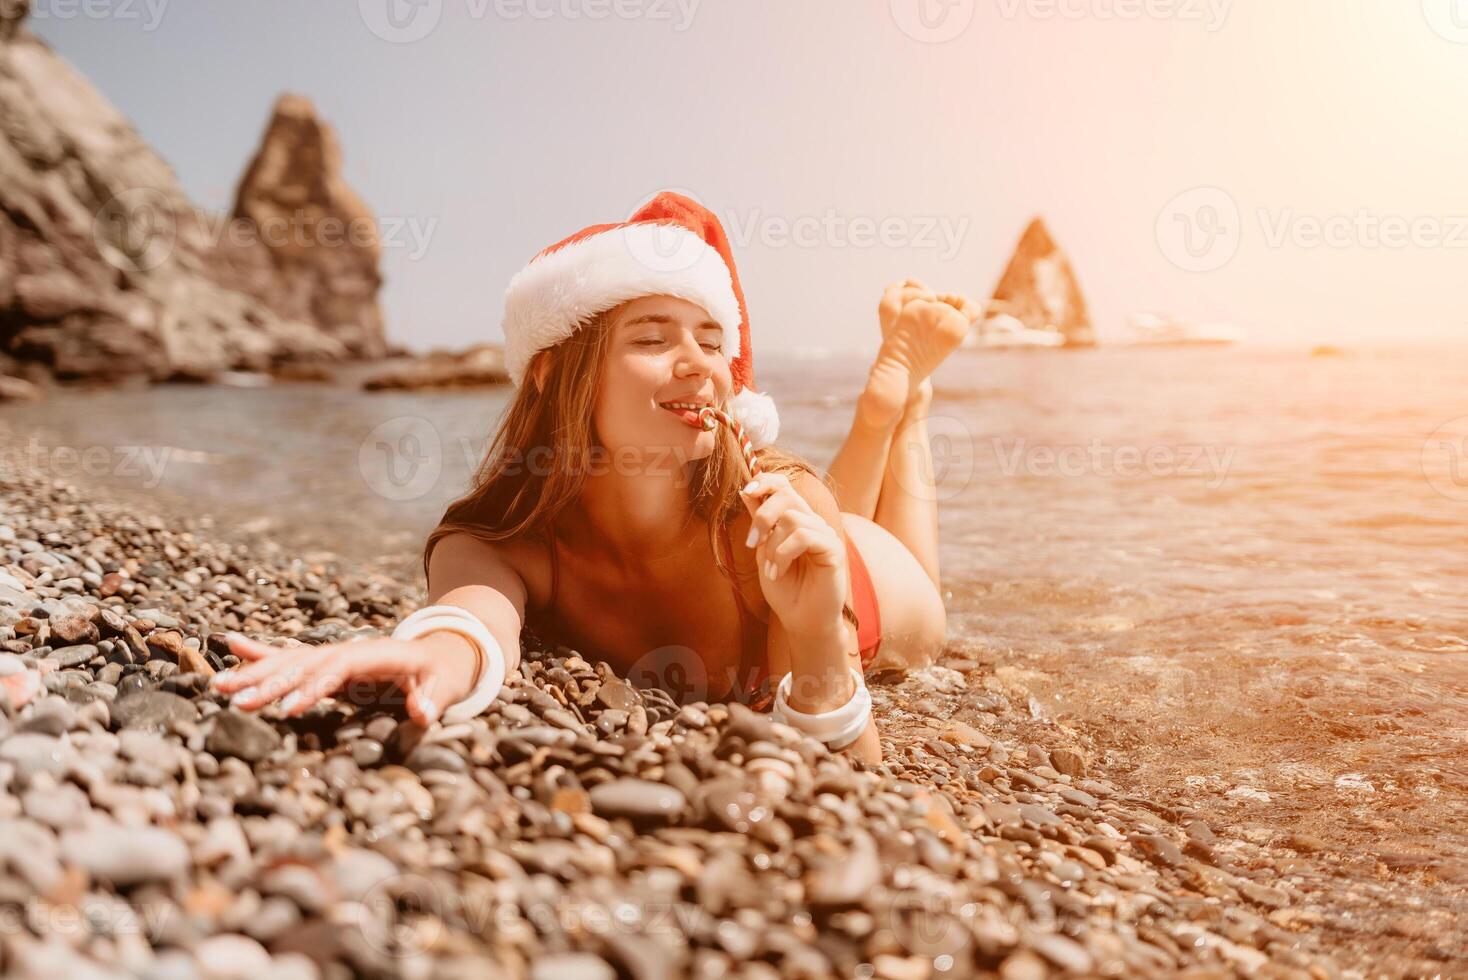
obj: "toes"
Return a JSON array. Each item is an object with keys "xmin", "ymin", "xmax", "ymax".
[{"xmin": 879, "ymin": 283, "xmax": 906, "ymax": 337}]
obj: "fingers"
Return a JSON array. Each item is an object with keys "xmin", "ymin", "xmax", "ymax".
[
  {"xmin": 406, "ymin": 678, "xmax": 442, "ymax": 727},
  {"xmin": 759, "ymin": 508, "xmax": 819, "ymax": 560},
  {"xmin": 767, "ymin": 523, "xmax": 843, "ymax": 579},
  {"xmin": 211, "ymin": 648, "xmax": 304, "ymax": 695},
  {"xmin": 274, "ymin": 654, "xmax": 354, "ymax": 716},
  {"xmin": 210, "ymin": 637, "xmax": 414, "ymax": 713},
  {"xmin": 220, "ymin": 657, "xmax": 310, "ymax": 711},
  {"xmin": 740, "ymin": 473, "xmax": 813, "ymax": 550},
  {"xmin": 278, "ymin": 641, "xmax": 429, "ymax": 717}
]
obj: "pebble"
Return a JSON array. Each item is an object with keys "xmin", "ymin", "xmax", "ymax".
[
  {"xmin": 0, "ymin": 733, "xmax": 75, "ymax": 780},
  {"xmin": 531, "ymin": 953, "xmax": 617, "ymax": 980},
  {"xmin": 204, "ymin": 710, "xmax": 281, "ymax": 761},
  {"xmin": 111, "ymin": 690, "xmax": 198, "ymax": 732},
  {"xmin": 589, "ymin": 778, "xmax": 687, "ymax": 824},
  {"xmin": 60, "ymin": 823, "xmax": 190, "ymax": 885}
]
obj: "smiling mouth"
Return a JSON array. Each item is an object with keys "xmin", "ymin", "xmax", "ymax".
[{"xmin": 658, "ymin": 401, "xmax": 711, "ymax": 426}]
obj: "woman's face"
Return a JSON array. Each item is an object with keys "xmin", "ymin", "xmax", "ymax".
[{"xmin": 593, "ymin": 294, "xmax": 732, "ymax": 467}]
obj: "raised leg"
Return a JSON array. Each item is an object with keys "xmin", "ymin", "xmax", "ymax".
[
  {"xmin": 873, "ymin": 380, "xmax": 941, "ymax": 588},
  {"xmin": 828, "ymin": 279, "xmax": 939, "ymax": 518},
  {"xmin": 828, "ymin": 282, "xmax": 974, "ymax": 545}
]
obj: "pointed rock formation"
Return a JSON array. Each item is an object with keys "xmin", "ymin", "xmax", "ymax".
[
  {"xmin": 0, "ymin": 1, "xmax": 384, "ymax": 390},
  {"xmin": 228, "ymin": 94, "xmax": 387, "ymax": 360},
  {"xmin": 987, "ymin": 218, "xmax": 1094, "ymax": 347}
]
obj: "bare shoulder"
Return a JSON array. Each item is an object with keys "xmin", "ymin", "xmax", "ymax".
[
  {"xmin": 427, "ymin": 531, "xmax": 550, "ymax": 611},
  {"xmin": 785, "ymin": 468, "xmax": 847, "ymax": 538}
]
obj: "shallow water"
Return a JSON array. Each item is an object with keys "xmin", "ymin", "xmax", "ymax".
[{"xmin": 4, "ymin": 344, "xmax": 1467, "ymax": 916}]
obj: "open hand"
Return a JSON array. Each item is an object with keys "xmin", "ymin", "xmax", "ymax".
[{"xmin": 209, "ymin": 632, "xmax": 474, "ymax": 726}]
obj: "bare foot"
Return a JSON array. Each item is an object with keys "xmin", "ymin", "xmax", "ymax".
[
  {"xmin": 860, "ymin": 293, "xmax": 974, "ymax": 426},
  {"xmin": 877, "ymin": 278, "xmax": 936, "ymax": 341},
  {"xmin": 905, "ymin": 377, "xmax": 933, "ymax": 412},
  {"xmin": 856, "ymin": 357, "xmax": 911, "ymax": 430}
]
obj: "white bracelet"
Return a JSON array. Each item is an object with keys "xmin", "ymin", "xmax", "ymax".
[
  {"xmin": 391, "ymin": 604, "xmax": 506, "ymax": 724},
  {"xmin": 770, "ymin": 667, "xmax": 871, "ymax": 749}
]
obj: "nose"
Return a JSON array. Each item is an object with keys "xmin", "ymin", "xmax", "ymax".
[{"xmin": 672, "ymin": 331, "xmax": 714, "ymax": 379}]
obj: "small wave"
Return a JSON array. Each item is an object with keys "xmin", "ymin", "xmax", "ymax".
[{"xmin": 1340, "ymin": 512, "xmax": 1466, "ymax": 529}]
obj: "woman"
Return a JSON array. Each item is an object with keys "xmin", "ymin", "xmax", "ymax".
[{"xmin": 212, "ymin": 192, "xmax": 972, "ymax": 764}]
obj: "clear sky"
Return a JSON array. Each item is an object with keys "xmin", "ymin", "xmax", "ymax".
[{"xmin": 30, "ymin": 0, "xmax": 1468, "ymax": 353}]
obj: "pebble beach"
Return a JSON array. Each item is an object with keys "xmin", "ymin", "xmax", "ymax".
[{"xmin": 0, "ymin": 468, "xmax": 1371, "ymax": 979}]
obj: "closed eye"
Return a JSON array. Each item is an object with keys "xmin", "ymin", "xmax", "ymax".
[{"xmin": 635, "ymin": 339, "xmax": 723, "ymax": 352}]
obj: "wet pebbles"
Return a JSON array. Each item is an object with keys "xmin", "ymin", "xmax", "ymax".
[{"xmin": 0, "ymin": 473, "xmax": 1344, "ymax": 978}]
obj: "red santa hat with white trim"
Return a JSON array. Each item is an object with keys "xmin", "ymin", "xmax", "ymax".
[{"xmin": 502, "ymin": 190, "xmax": 780, "ymax": 448}]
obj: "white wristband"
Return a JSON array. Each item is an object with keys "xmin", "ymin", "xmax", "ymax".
[
  {"xmin": 770, "ymin": 667, "xmax": 871, "ymax": 749},
  {"xmin": 391, "ymin": 604, "xmax": 506, "ymax": 724}
]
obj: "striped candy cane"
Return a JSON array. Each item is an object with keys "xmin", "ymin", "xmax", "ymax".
[{"xmin": 698, "ymin": 406, "xmax": 763, "ymax": 480}]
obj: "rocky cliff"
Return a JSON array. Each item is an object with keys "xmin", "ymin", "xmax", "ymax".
[
  {"xmin": 0, "ymin": 0, "xmax": 386, "ymax": 391},
  {"xmin": 987, "ymin": 217, "xmax": 1095, "ymax": 347}
]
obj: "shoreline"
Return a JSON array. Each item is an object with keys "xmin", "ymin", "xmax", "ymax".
[{"xmin": 0, "ymin": 470, "xmax": 1426, "ymax": 977}]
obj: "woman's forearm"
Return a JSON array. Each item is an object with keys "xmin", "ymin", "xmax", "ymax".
[{"xmin": 783, "ymin": 616, "xmax": 856, "ymax": 713}]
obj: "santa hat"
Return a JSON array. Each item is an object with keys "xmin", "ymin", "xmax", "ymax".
[{"xmin": 502, "ymin": 191, "xmax": 780, "ymax": 448}]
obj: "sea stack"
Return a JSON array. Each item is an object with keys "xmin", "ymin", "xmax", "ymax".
[
  {"xmin": 0, "ymin": 0, "xmax": 384, "ymax": 389},
  {"xmin": 987, "ymin": 217, "xmax": 1095, "ymax": 347},
  {"xmin": 229, "ymin": 94, "xmax": 388, "ymax": 360}
]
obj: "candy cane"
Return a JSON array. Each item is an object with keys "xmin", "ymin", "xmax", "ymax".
[{"xmin": 698, "ymin": 406, "xmax": 763, "ymax": 480}]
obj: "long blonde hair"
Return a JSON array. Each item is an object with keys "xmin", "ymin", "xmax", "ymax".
[{"xmin": 423, "ymin": 307, "xmax": 846, "ymax": 624}]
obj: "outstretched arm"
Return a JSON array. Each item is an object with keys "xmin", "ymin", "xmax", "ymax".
[{"xmin": 212, "ymin": 532, "xmax": 526, "ymax": 725}]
